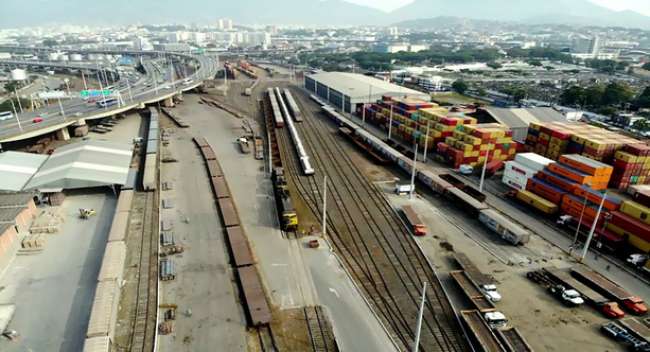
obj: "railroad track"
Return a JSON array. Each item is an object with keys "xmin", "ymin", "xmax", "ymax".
[
  {"xmin": 273, "ymin": 88, "xmax": 469, "ymax": 352},
  {"xmin": 304, "ymin": 306, "xmax": 338, "ymax": 352},
  {"xmin": 258, "ymin": 325, "xmax": 279, "ymax": 352},
  {"xmin": 499, "ymin": 328, "xmax": 531, "ymax": 352},
  {"xmin": 130, "ymin": 191, "xmax": 159, "ymax": 352}
]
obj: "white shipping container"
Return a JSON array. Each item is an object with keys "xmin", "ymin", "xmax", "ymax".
[
  {"xmin": 502, "ymin": 174, "xmax": 528, "ymax": 190},
  {"xmin": 514, "ymin": 153, "xmax": 554, "ymax": 172},
  {"xmin": 505, "ymin": 161, "xmax": 537, "ymax": 178}
]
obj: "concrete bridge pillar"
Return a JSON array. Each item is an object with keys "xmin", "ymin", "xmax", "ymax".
[
  {"xmin": 163, "ymin": 97, "xmax": 175, "ymax": 108},
  {"xmin": 56, "ymin": 127, "xmax": 70, "ymax": 141},
  {"xmin": 174, "ymin": 93, "xmax": 184, "ymax": 103}
]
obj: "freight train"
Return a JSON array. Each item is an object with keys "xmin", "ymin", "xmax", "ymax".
[
  {"xmin": 310, "ymin": 94, "xmax": 531, "ymax": 246},
  {"xmin": 272, "ymin": 167, "xmax": 299, "ymax": 231}
]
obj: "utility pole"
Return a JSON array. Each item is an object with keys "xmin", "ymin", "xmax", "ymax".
[
  {"xmin": 97, "ymin": 69, "xmax": 107, "ymax": 109},
  {"xmin": 413, "ymin": 282, "xmax": 427, "ymax": 352},
  {"xmin": 580, "ymin": 192, "xmax": 607, "ymax": 262},
  {"xmin": 362, "ymin": 103, "xmax": 366, "ymax": 127},
  {"xmin": 422, "ymin": 120, "xmax": 431, "ymax": 163},
  {"xmin": 410, "ymin": 142, "xmax": 418, "ymax": 199},
  {"xmin": 81, "ymin": 71, "xmax": 88, "ymax": 90},
  {"xmin": 57, "ymin": 97, "xmax": 66, "ymax": 118},
  {"xmin": 322, "ymin": 176, "xmax": 327, "ymax": 238}
]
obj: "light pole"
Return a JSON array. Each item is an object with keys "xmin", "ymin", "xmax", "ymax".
[
  {"xmin": 322, "ymin": 176, "xmax": 327, "ymax": 238},
  {"xmin": 570, "ymin": 195, "xmax": 589, "ymax": 255},
  {"xmin": 413, "ymin": 282, "xmax": 427, "ymax": 352},
  {"xmin": 422, "ymin": 120, "xmax": 431, "ymax": 163},
  {"xmin": 14, "ymin": 87, "xmax": 24, "ymax": 114},
  {"xmin": 580, "ymin": 192, "xmax": 607, "ymax": 262},
  {"xmin": 410, "ymin": 142, "xmax": 418, "ymax": 199},
  {"xmin": 479, "ymin": 145, "xmax": 492, "ymax": 193},
  {"xmin": 81, "ymin": 71, "xmax": 88, "ymax": 90},
  {"xmin": 9, "ymin": 99, "xmax": 22, "ymax": 131},
  {"xmin": 388, "ymin": 104, "xmax": 393, "ymax": 141}
]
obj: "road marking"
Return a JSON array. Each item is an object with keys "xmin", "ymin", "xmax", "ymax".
[
  {"xmin": 271, "ymin": 263, "xmax": 288, "ymax": 267},
  {"xmin": 328, "ymin": 287, "xmax": 340, "ymax": 298}
]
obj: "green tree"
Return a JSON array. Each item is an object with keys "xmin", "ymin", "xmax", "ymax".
[
  {"xmin": 635, "ymin": 87, "xmax": 650, "ymax": 109},
  {"xmin": 42, "ymin": 39, "xmax": 58, "ymax": 47},
  {"xmin": 560, "ymin": 86, "xmax": 585, "ymax": 106},
  {"xmin": 632, "ymin": 119, "xmax": 650, "ymax": 131},
  {"xmin": 584, "ymin": 85, "xmax": 605, "ymax": 107},
  {"xmin": 0, "ymin": 97, "xmax": 30, "ymax": 113},
  {"xmin": 4, "ymin": 81, "xmax": 19, "ymax": 92},
  {"xmin": 512, "ymin": 88, "xmax": 527, "ymax": 103},
  {"xmin": 643, "ymin": 62, "xmax": 650, "ymax": 71},
  {"xmin": 602, "ymin": 82, "xmax": 634, "ymax": 106},
  {"xmin": 528, "ymin": 60, "xmax": 543, "ymax": 67},
  {"xmin": 486, "ymin": 61, "xmax": 502, "ymax": 70},
  {"xmin": 477, "ymin": 87, "xmax": 487, "ymax": 96},
  {"xmin": 452, "ymin": 80, "xmax": 469, "ymax": 94}
]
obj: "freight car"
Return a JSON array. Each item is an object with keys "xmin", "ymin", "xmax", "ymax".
[
  {"xmin": 272, "ymin": 167, "xmax": 298, "ymax": 231},
  {"xmin": 571, "ymin": 266, "xmax": 648, "ymax": 315},
  {"xmin": 274, "ymin": 87, "xmax": 314, "ymax": 175},
  {"xmin": 267, "ymin": 88, "xmax": 284, "ymax": 128},
  {"xmin": 283, "ymin": 88, "xmax": 303, "ymax": 122},
  {"xmin": 478, "ymin": 209, "xmax": 531, "ymax": 245}
]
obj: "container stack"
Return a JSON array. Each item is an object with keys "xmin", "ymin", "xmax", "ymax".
[
  {"xmin": 607, "ymin": 199, "xmax": 650, "ymax": 252},
  {"xmin": 525, "ymin": 122, "xmax": 648, "ymax": 189},
  {"xmin": 439, "ymin": 123, "xmax": 516, "ymax": 169},
  {"xmin": 502, "ymin": 153, "xmax": 553, "ymax": 190},
  {"xmin": 610, "ymin": 144, "xmax": 650, "ymax": 190}
]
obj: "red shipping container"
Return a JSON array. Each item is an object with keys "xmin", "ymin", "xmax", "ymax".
[
  {"xmin": 624, "ymin": 143, "xmax": 650, "ymax": 156},
  {"xmin": 610, "ymin": 211, "xmax": 650, "ymax": 242},
  {"xmin": 537, "ymin": 170, "xmax": 578, "ymax": 193},
  {"xmin": 527, "ymin": 178, "xmax": 566, "ymax": 204}
]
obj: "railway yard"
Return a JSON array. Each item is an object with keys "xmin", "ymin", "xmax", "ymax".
[{"xmin": 1, "ymin": 63, "xmax": 649, "ymax": 352}]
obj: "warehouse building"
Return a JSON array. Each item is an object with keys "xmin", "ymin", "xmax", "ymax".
[
  {"xmin": 475, "ymin": 107, "xmax": 567, "ymax": 142},
  {"xmin": 0, "ymin": 140, "xmax": 133, "ymax": 192},
  {"xmin": 304, "ymin": 72, "xmax": 430, "ymax": 114}
]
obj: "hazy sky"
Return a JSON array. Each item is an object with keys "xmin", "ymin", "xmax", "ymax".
[{"xmin": 347, "ymin": 0, "xmax": 650, "ymax": 15}]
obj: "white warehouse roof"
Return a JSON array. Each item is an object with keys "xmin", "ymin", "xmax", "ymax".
[
  {"xmin": 0, "ymin": 140, "xmax": 133, "ymax": 192},
  {"xmin": 0, "ymin": 151, "xmax": 48, "ymax": 191},
  {"xmin": 306, "ymin": 72, "xmax": 430, "ymax": 101}
]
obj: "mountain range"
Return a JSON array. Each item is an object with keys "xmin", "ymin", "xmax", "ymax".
[{"xmin": 1, "ymin": 0, "xmax": 649, "ymax": 29}]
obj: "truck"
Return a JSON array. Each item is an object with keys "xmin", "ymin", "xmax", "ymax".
[
  {"xmin": 544, "ymin": 267, "xmax": 625, "ymax": 318},
  {"xmin": 628, "ymin": 254, "xmax": 650, "ymax": 276},
  {"xmin": 601, "ymin": 322, "xmax": 650, "ymax": 352},
  {"xmin": 571, "ymin": 266, "xmax": 648, "ymax": 315},
  {"xmin": 527, "ymin": 270, "xmax": 586, "ymax": 307},
  {"xmin": 401, "ymin": 205, "xmax": 427, "ymax": 236},
  {"xmin": 238, "ymin": 137, "xmax": 251, "ymax": 154}
]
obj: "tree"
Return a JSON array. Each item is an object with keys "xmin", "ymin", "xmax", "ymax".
[
  {"xmin": 584, "ymin": 85, "xmax": 605, "ymax": 107},
  {"xmin": 477, "ymin": 87, "xmax": 487, "ymax": 96},
  {"xmin": 601, "ymin": 82, "xmax": 634, "ymax": 106},
  {"xmin": 42, "ymin": 39, "xmax": 58, "ymax": 47},
  {"xmin": 632, "ymin": 119, "xmax": 650, "ymax": 131},
  {"xmin": 560, "ymin": 86, "xmax": 585, "ymax": 106},
  {"xmin": 486, "ymin": 61, "xmax": 502, "ymax": 70},
  {"xmin": 635, "ymin": 87, "xmax": 650, "ymax": 109},
  {"xmin": 0, "ymin": 97, "xmax": 30, "ymax": 113},
  {"xmin": 643, "ymin": 62, "xmax": 650, "ymax": 71},
  {"xmin": 452, "ymin": 80, "xmax": 468, "ymax": 94},
  {"xmin": 512, "ymin": 88, "xmax": 527, "ymax": 103},
  {"xmin": 4, "ymin": 81, "xmax": 19, "ymax": 92},
  {"xmin": 528, "ymin": 60, "xmax": 543, "ymax": 67}
]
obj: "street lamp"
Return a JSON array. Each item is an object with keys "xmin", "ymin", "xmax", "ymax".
[{"xmin": 580, "ymin": 192, "xmax": 608, "ymax": 262}]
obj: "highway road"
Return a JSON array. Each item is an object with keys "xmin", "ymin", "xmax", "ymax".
[{"xmin": 0, "ymin": 50, "xmax": 217, "ymax": 143}]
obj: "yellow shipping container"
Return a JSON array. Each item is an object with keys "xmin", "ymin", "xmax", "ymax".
[
  {"xmin": 629, "ymin": 234, "xmax": 650, "ymax": 253},
  {"xmin": 480, "ymin": 144, "xmax": 495, "ymax": 151},
  {"xmin": 616, "ymin": 151, "xmax": 638, "ymax": 163},
  {"xmin": 496, "ymin": 137, "xmax": 513, "ymax": 144},
  {"xmin": 606, "ymin": 223, "xmax": 626, "ymax": 237},
  {"xmin": 529, "ymin": 122, "xmax": 542, "ymax": 131},
  {"xmin": 464, "ymin": 135, "xmax": 482, "ymax": 145},
  {"xmin": 620, "ymin": 200, "xmax": 650, "ymax": 224},
  {"xmin": 516, "ymin": 190, "xmax": 558, "ymax": 214},
  {"xmin": 539, "ymin": 133, "xmax": 550, "ymax": 141}
]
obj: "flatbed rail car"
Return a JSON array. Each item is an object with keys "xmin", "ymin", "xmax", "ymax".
[
  {"xmin": 267, "ymin": 88, "xmax": 284, "ymax": 128},
  {"xmin": 543, "ymin": 267, "xmax": 616, "ymax": 307},
  {"xmin": 619, "ymin": 318, "xmax": 650, "ymax": 343},
  {"xmin": 447, "ymin": 187, "xmax": 489, "ymax": 217},
  {"xmin": 454, "ymin": 253, "xmax": 495, "ymax": 287},
  {"xmin": 460, "ymin": 310, "xmax": 507, "ymax": 352},
  {"xmin": 495, "ymin": 327, "xmax": 534, "ymax": 352},
  {"xmin": 478, "ymin": 209, "xmax": 531, "ymax": 246},
  {"xmin": 439, "ymin": 173, "xmax": 487, "ymax": 203},
  {"xmin": 237, "ymin": 266, "xmax": 271, "ymax": 326},
  {"xmin": 450, "ymin": 270, "xmax": 496, "ymax": 311},
  {"xmin": 282, "ymin": 88, "xmax": 303, "ymax": 122},
  {"xmin": 571, "ymin": 266, "xmax": 648, "ymax": 315},
  {"xmin": 338, "ymin": 127, "xmax": 390, "ymax": 165}
]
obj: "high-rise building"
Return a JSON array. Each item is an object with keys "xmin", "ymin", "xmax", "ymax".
[
  {"xmin": 571, "ymin": 35, "xmax": 600, "ymax": 56},
  {"xmin": 217, "ymin": 18, "xmax": 233, "ymax": 31}
]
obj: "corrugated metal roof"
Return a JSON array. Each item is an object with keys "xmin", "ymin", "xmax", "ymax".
[
  {"xmin": 0, "ymin": 152, "xmax": 48, "ymax": 191},
  {"xmin": 83, "ymin": 336, "xmax": 110, "ymax": 352},
  {"xmin": 484, "ymin": 107, "xmax": 566, "ymax": 129},
  {"xmin": 24, "ymin": 140, "xmax": 132, "ymax": 190},
  {"xmin": 307, "ymin": 72, "xmax": 430, "ymax": 101}
]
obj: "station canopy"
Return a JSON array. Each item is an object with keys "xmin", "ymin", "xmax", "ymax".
[{"xmin": 0, "ymin": 140, "xmax": 133, "ymax": 192}]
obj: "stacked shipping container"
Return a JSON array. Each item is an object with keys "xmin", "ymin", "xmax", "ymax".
[
  {"xmin": 524, "ymin": 121, "xmax": 649, "ymax": 189},
  {"xmin": 502, "ymin": 153, "xmax": 554, "ymax": 191},
  {"xmin": 607, "ymin": 199, "xmax": 650, "ymax": 253},
  {"xmin": 439, "ymin": 123, "xmax": 517, "ymax": 169}
]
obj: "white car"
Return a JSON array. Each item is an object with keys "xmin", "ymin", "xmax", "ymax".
[
  {"xmin": 484, "ymin": 311, "xmax": 508, "ymax": 329},
  {"xmin": 0, "ymin": 111, "xmax": 14, "ymax": 121},
  {"xmin": 481, "ymin": 284, "xmax": 502, "ymax": 302}
]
